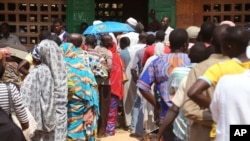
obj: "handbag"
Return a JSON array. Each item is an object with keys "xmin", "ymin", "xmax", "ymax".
[
  {"xmin": 6, "ymin": 83, "xmax": 37, "ymax": 141},
  {"xmin": 122, "ymin": 70, "xmax": 129, "ymax": 83},
  {"xmin": 119, "ymin": 58, "xmax": 129, "ymax": 83}
]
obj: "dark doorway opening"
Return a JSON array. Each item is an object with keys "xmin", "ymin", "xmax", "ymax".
[{"xmin": 95, "ymin": 0, "xmax": 148, "ymax": 30}]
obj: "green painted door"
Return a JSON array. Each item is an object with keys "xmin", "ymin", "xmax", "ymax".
[
  {"xmin": 148, "ymin": 0, "xmax": 176, "ymax": 28},
  {"xmin": 66, "ymin": 0, "xmax": 95, "ymax": 33}
]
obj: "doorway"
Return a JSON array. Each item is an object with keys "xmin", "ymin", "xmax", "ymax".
[{"xmin": 95, "ymin": 0, "xmax": 148, "ymax": 30}]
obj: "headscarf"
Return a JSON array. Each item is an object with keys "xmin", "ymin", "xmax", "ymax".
[
  {"xmin": 21, "ymin": 40, "xmax": 58, "ymax": 131},
  {"xmin": 60, "ymin": 42, "xmax": 99, "ymax": 113},
  {"xmin": 154, "ymin": 42, "xmax": 165, "ymax": 56},
  {"xmin": 37, "ymin": 39, "xmax": 68, "ymax": 136},
  {"xmin": 31, "ymin": 45, "xmax": 40, "ymax": 61}
]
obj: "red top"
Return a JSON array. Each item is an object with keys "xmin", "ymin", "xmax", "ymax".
[
  {"xmin": 142, "ymin": 44, "xmax": 171, "ymax": 65},
  {"xmin": 108, "ymin": 43, "xmax": 124, "ymax": 99}
]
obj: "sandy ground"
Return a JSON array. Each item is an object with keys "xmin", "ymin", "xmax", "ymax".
[
  {"xmin": 96, "ymin": 129, "xmax": 140, "ymax": 141},
  {"xmin": 96, "ymin": 107, "xmax": 158, "ymax": 141},
  {"xmin": 96, "ymin": 128, "xmax": 158, "ymax": 141}
]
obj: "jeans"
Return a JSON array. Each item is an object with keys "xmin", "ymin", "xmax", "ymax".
[{"xmin": 130, "ymin": 93, "xmax": 144, "ymax": 136}]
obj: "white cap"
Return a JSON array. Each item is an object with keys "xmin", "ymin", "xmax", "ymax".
[
  {"xmin": 246, "ymin": 45, "xmax": 250, "ymax": 59},
  {"xmin": 93, "ymin": 20, "xmax": 103, "ymax": 25},
  {"xmin": 126, "ymin": 17, "xmax": 137, "ymax": 27},
  {"xmin": 186, "ymin": 26, "xmax": 200, "ymax": 39},
  {"xmin": 219, "ymin": 20, "xmax": 235, "ymax": 27}
]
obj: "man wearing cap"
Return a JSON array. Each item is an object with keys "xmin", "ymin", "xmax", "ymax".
[
  {"xmin": 187, "ymin": 26, "xmax": 250, "ymax": 141},
  {"xmin": 186, "ymin": 26, "xmax": 200, "ymax": 49},
  {"xmin": 118, "ymin": 17, "xmax": 139, "ymax": 48}
]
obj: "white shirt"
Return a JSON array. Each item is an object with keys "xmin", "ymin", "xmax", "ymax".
[
  {"xmin": 164, "ymin": 26, "xmax": 174, "ymax": 44},
  {"xmin": 210, "ymin": 70, "xmax": 250, "ymax": 141},
  {"xmin": 119, "ymin": 32, "xmax": 139, "ymax": 47}
]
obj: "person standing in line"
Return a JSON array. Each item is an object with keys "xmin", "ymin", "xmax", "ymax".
[
  {"xmin": 142, "ymin": 30, "xmax": 171, "ymax": 66},
  {"xmin": 139, "ymin": 42, "xmax": 169, "ymax": 141},
  {"xmin": 120, "ymin": 24, "xmax": 146, "ymax": 131},
  {"xmin": 157, "ymin": 42, "xmax": 209, "ymax": 141},
  {"xmin": 105, "ymin": 42, "xmax": 124, "ymax": 136},
  {"xmin": 119, "ymin": 37, "xmax": 131, "ymax": 69},
  {"xmin": 94, "ymin": 34, "xmax": 113, "ymax": 138},
  {"xmin": 60, "ymin": 38, "xmax": 100, "ymax": 141},
  {"xmin": 186, "ymin": 26, "xmax": 200, "ymax": 49},
  {"xmin": 210, "ymin": 69, "xmax": 250, "ymax": 141},
  {"xmin": 17, "ymin": 30, "xmax": 52, "ymax": 77},
  {"xmin": 21, "ymin": 39, "xmax": 68, "ymax": 141},
  {"xmin": 118, "ymin": 17, "xmax": 139, "ymax": 48},
  {"xmin": 129, "ymin": 33, "xmax": 155, "ymax": 138},
  {"xmin": 181, "ymin": 24, "xmax": 231, "ymax": 141},
  {"xmin": 196, "ymin": 21, "xmax": 216, "ymax": 47},
  {"xmin": 137, "ymin": 29, "xmax": 191, "ymax": 141},
  {"xmin": 187, "ymin": 26, "xmax": 250, "ymax": 141}
]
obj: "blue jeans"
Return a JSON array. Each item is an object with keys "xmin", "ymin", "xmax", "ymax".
[{"xmin": 130, "ymin": 93, "xmax": 144, "ymax": 136}]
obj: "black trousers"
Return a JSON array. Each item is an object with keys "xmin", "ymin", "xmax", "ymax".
[{"xmin": 97, "ymin": 84, "xmax": 111, "ymax": 137}]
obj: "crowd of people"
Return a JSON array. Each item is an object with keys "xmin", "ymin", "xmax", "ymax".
[{"xmin": 0, "ymin": 13, "xmax": 250, "ymax": 141}]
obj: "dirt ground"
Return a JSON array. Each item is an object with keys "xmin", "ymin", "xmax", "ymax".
[
  {"xmin": 96, "ymin": 128, "xmax": 157, "ymax": 141},
  {"xmin": 96, "ymin": 129, "xmax": 140, "ymax": 141},
  {"xmin": 96, "ymin": 112, "xmax": 158, "ymax": 141}
]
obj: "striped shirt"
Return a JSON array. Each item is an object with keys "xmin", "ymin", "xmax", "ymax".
[{"xmin": 0, "ymin": 82, "xmax": 28, "ymax": 124}]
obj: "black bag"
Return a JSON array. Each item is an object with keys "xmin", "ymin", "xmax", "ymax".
[{"xmin": 0, "ymin": 83, "xmax": 25, "ymax": 141}]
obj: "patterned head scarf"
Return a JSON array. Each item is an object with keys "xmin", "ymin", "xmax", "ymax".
[
  {"xmin": 31, "ymin": 45, "xmax": 41, "ymax": 61},
  {"xmin": 22, "ymin": 39, "xmax": 68, "ymax": 137}
]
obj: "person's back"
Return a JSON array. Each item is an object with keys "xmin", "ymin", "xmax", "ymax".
[
  {"xmin": 118, "ymin": 17, "xmax": 139, "ymax": 47},
  {"xmin": 137, "ymin": 28, "xmax": 191, "ymax": 141},
  {"xmin": 197, "ymin": 21, "xmax": 216, "ymax": 47},
  {"xmin": 158, "ymin": 41, "xmax": 209, "ymax": 141},
  {"xmin": 187, "ymin": 25, "xmax": 250, "ymax": 141},
  {"xmin": 142, "ymin": 30, "xmax": 170, "ymax": 65},
  {"xmin": 95, "ymin": 34, "xmax": 113, "ymax": 72},
  {"xmin": 182, "ymin": 24, "xmax": 231, "ymax": 141},
  {"xmin": 210, "ymin": 71, "xmax": 250, "ymax": 141},
  {"xmin": 119, "ymin": 36, "xmax": 130, "ymax": 69}
]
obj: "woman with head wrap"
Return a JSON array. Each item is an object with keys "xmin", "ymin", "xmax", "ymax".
[
  {"xmin": 21, "ymin": 39, "xmax": 68, "ymax": 141},
  {"xmin": 60, "ymin": 40, "xmax": 99, "ymax": 141}
]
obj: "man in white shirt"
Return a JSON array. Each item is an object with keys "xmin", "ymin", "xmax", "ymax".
[
  {"xmin": 118, "ymin": 17, "xmax": 139, "ymax": 48},
  {"xmin": 161, "ymin": 16, "xmax": 174, "ymax": 45},
  {"xmin": 210, "ymin": 70, "xmax": 250, "ymax": 141}
]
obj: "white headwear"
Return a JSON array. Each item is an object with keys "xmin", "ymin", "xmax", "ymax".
[
  {"xmin": 154, "ymin": 42, "xmax": 165, "ymax": 56},
  {"xmin": 126, "ymin": 17, "xmax": 137, "ymax": 27},
  {"xmin": 219, "ymin": 20, "xmax": 235, "ymax": 27},
  {"xmin": 186, "ymin": 26, "xmax": 200, "ymax": 39},
  {"xmin": 247, "ymin": 43, "xmax": 250, "ymax": 59},
  {"xmin": 93, "ymin": 20, "xmax": 103, "ymax": 25}
]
